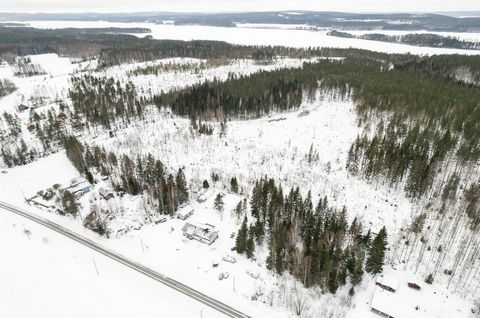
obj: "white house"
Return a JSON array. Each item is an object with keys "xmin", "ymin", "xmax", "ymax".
[
  {"xmin": 181, "ymin": 222, "xmax": 218, "ymax": 245},
  {"xmin": 176, "ymin": 205, "xmax": 194, "ymax": 220}
]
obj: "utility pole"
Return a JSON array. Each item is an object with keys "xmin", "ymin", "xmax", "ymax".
[
  {"xmin": 93, "ymin": 258, "xmax": 99, "ymax": 276},
  {"xmin": 23, "ymin": 228, "xmax": 31, "ymax": 240},
  {"xmin": 21, "ymin": 189, "xmax": 27, "ymax": 204}
]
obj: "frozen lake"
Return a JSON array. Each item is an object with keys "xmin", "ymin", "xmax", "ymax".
[{"xmin": 12, "ymin": 20, "xmax": 480, "ymax": 55}]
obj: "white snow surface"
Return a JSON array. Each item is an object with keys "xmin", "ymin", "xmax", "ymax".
[
  {"xmin": 8, "ymin": 20, "xmax": 480, "ymax": 55},
  {"xmin": 0, "ymin": 206, "xmax": 224, "ymax": 318},
  {"xmin": 348, "ymin": 267, "xmax": 472, "ymax": 318}
]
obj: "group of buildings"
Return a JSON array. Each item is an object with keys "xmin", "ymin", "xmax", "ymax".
[{"xmin": 177, "ymin": 205, "xmax": 219, "ymax": 245}]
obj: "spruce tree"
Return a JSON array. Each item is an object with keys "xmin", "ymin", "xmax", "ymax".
[
  {"xmin": 175, "ymin": 168, "xmax": 188, "ymax": 204},
  {"xmin": 246, "ymin": 225, "xmax": 255, "ymax": 259},
  {"xmin": 230, "ymin": 177, "xmax": 239, "ymax": 193},
  {"xmin": 235, "ymin": 216, "xmax": 248, "ymax": 254},
  {"xmin": 202, "ymin": 180, "xmax": 210, "ymax": 189},
  {"xmin": 214, "ymin": 193, "xmax": 224, "ymax": 212},
  {"xmin": 365, "ymin": 227, "xmax": 387, "ymax": 274},
  {"xmin": 235, "ymin": 200, "xmax": 243, "ymax": 220}
]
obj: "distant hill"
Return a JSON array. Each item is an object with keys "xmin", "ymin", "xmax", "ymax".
[
  {"xmin": 1, "ymin": 11, "xmax": 480, "ymax": 31},
  {"xmin": 437, "ymin": 11, "xmax": 480, "ymax": 18}
]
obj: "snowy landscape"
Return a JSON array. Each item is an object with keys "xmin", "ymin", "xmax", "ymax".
[{"xmin": 1, "ymin": 6, "xmax": 480, "ymax": 318}]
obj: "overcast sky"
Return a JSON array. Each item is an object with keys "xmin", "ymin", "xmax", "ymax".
[{"xmin": 1, "ymin": 0, "xmax": 479, "ymax": 13}]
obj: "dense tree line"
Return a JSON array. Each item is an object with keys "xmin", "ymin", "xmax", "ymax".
[
  {"xmin": 64, "ymin": 136, "xmax": 188, "ymax": 215},
  {"xmin": 154, "ymin": 57, "xmax": 479, "ymax": 198},
  {"xmin": 97, "ymin": 41, "xmax": 319, "ymax": 68},
  {"xmin": 235, "ymin": 177, "xmax": 387, "ymax": 292},
  {"xmin": 128, "ymin": 59, "xmax": 230, "ymax": 76},
  {"xmin": 328, "ymin": 30, "xmax": 480, "ymax": 50},
  {"xmin": 153, "ymin": 70, "xmax": 305, "ymax": 120},
  {"xmin": 0, "ymin": 26, "xmax": 153, "ymax": 60},
  {"xmin": 69, "ymin": 75, "xmax": 146, "ymax": 129},
  {"xmin": 395, "ymin": 55, "xmax": 480, "ymax": 86}
]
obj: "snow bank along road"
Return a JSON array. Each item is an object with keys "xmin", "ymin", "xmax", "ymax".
[{"xmin": 0, "ymin": 201, "xmax": 250, "ymax": 318}]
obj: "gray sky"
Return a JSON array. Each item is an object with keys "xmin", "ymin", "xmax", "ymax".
[{"xmin": 1, "ymin": 0, "xmax": 479, "ymax": 13}]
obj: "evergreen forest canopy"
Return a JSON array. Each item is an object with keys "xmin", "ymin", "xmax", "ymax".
[
  {"xmin": 0, "ymin": 25, "xmax": 322, "ymax": 64},
  {"xmin": 234, "ymin": 176, "xmax": 387, "ymax": 293},
  {"xmin": 150, "ymin": 55, "xmax": 480, "ymax": 201},
  {"xmin": 328, "ymin": 30, "xmax": 480, "ymax": 50}
]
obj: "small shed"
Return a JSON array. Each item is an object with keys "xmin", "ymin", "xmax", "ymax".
[
  {"xmin": 176, "ymin": 205, "xmax": 194, "ymax": 220},
  {"xmin": 182, "ymin": 222, "xmax": 218, "ymax": 245},
  {"xmin": 376, "ymin": 274, "xmax": 399, "ymax": 293},
  {"xmin": 408, "ymin": 279, "xmax": 421, "ymax": 290}
]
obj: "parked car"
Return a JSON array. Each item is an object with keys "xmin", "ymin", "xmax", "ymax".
[
  {"xmin": 222, "ymin": 255, "xmax": 237, "ymax": 263},
  {"xmin": 154, "ymin": 217, "xmax": 167, "ymax": 224}
]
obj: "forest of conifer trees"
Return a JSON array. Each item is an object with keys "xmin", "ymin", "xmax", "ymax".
[
  {"xmin": 235, "ymin": 177, "xmax": 388, "ymax": 293},
  {"xmin": 64, "ymin": 135, "xmax": 188, "ymax": 216}
]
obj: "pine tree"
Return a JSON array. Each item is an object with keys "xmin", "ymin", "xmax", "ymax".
[
  {"xmin": 64, "ymin": 136, "xmax": 85, "ymax": 172},
  {"xmin": 235, "ymin": 216, "xmax": 248, "ymax": 254},
  {"xmin": 235, "ymin": 200, "xmax": 243, "ymax": 220},
  {"xmin": 202, "ymin": 180, "xmax": 210, "ymax": 189},
  {"xmin": 230, "ymin": 177, "xmax": 239, "ymax": 193},
  {"xmin": 246, "ymin": 225, "xmax": 255, "ymax": 259},
  {"xmin": 350, "ymin": 254, "xmax": 365, "ymax": 286},
  {"xmin": 365, "ymin": 227, "xmax": 387, "ymax": 274},
  {"xmin": 175, "ymin": 168, "xmax": 188, "ymax": 204},
  {"xmin": 214, "ymin": 193, "xmax": 224, "ymax": 212}
]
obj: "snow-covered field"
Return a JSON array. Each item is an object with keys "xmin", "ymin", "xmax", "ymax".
[
  {"xmin": 0, "ymin": 54, "xmax": 93, "ymax": 114},
  {"xmin": 7, "ymin": 20, "xmax": 480, "ymax": 55},
  {"xmin": 348, "ymin": 266, "xmax": 473, "ymax": 318},
  {"xmin": 0, "ymin": 206, "xmax": 224, "ymax": 318}
]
